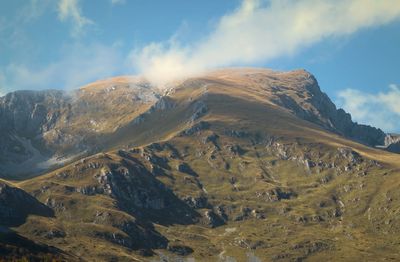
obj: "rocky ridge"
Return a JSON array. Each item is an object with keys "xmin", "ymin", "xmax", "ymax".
[{"xmin": 0, "ymin": 69, "xmax": 392, "ymax": 179}]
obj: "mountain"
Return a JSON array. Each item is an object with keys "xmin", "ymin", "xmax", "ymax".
[
  {"xmin": 1, "ymin": 68, "xmax": 400, "ymax": 261},
  {"xmin": 0, "ymin": 69, "xmax": 386, "ymax": 179}
]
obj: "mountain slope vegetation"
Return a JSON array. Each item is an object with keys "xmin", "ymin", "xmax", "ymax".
[{"xmin": 1, "ymin": 68, "xmax": 399, "ymax": 261}]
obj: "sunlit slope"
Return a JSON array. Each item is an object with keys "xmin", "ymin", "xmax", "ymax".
[
  {"xmin": 9, "ymin": 68, "xmax": 400, "ymax": 261},
  {"xmin": 0, "ymin": 68, "xmax": 388, "ymax": 179}
]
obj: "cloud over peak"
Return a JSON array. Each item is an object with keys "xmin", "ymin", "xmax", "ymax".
[{"xmin": 132, "ymin": 0, "xmax": 400, "ymax": 86}]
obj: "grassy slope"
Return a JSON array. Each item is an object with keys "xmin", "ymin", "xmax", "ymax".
[{"xmin": 6, "ymin": 69, "xmax": 400, "ymax": 261}]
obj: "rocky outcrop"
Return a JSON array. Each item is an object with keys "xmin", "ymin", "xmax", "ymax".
[
  {"xmin": 0, "ymin": 79, "xmax": 161, "ymax": 178},
  {"xmin": 190, "ymin": 100, "xmax": 208, "ymax": 122},
  {"xmin": 202, "ymin": 210, "xmax": 225, "ymax": 228},
  {"xmin": 182, "ymin": 195, "xmax": 209, "ymax": 209},
  {"xmin": 383, "ymin": 133, "xmax": 400, "ymax": 153},
  {"xmin": 93, "ymin": 165, "xmax": 169, "ymax": 210},
  {"xmin": 167, "ymin": 244, "xmax": 194, "ymax": 256},
  {"xmin": 0, "ymin": 90, "xmax": 67, "ymax": 136},
  {"xmin": 385, "ymin": 133, "xmax": 400, "ymax": 145},
  {"xmin": 149, "ymin": 96, "xmax": 175, "ymax": 112},
  {"xmin": 270, "ymin": 71, "xmax": 386, "ymax": 146},
  {"xmin": 82, "ymin": 157, "xmax": 198, "ymax": 225},
  {"xmin": 256, "ymin": 187, "xmax": 296, "ymax": 202},
  {"xmin": 180, "ymin": 121, "xmax": 210, "ymax": 136}
]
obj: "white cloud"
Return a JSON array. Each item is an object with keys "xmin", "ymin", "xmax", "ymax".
[
  {"xmin": 337, "ymin": 85, "xmax": 400, "ymax": 132},
  {"xmin": 110, "ymin": 0, "xmax": 126, "ymax": 5},
  {"xmin": 57, "ymin": 0, "xmax": 93, "ymax": 37},
  {"xmin": 0, "ymin": 43, "xmax": 126, "ymax": 94},
  {"xmin": 132, "ymin": 0, "xmax": 400, "ymax": 86}
]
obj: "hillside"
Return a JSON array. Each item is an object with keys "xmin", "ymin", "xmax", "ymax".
[
  {"xmin": 1, "ymin": 68, "xmax": 400, "ymax": 261},
  {"xmin": 0, "ymin": 76, "xmax": 159, "ymax": 179},
  {"xmin": 0, "ymin": 69, "xmax": 387, "ymax": 179}
]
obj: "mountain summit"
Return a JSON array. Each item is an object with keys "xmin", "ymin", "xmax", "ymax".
[{"xmin": 0, "ymin": 68, "xmax": 386, "ymax": 178}]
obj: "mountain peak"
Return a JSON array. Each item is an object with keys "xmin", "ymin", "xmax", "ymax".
[{"xmin": 0, "ymin": 68, "xmax": 388, "ymax": 177}]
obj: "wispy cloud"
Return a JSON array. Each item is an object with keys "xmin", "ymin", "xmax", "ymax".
[
  {"xmin": 110, "ymin": 0, "xmax": 126, "ymax": 5},
  {"xmin": 57, "ymin": 0, "xmax": 93, "ymax": 37},
  {"xmin": 0, "ymin": 43, "xmax": 126, "ymax": 93},
  {"xmin": 337, "ymin": 85, "xmax": 400, "ymax": 132},
  {"xmin": 132, "ymin": 0, "xmax": 400, "ymax": 86}
]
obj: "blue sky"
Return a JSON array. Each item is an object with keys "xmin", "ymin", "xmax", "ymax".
[{"xmin": 1, "ymin": 0, "xmax": 400, "ymax": 132}]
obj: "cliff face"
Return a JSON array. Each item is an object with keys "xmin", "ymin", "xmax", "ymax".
[
  {"xmin": 266, "ymin": 70, "xmax": 386, "ymax": 146},
  {"xmin": 385, "ymin": 134, "xmax": 400, "ymax": 145},
  {"xmin": 0, "ymin": 77, "xmax": 160, "ymax": 178},
  {"xmin": 383, "ymin": 133, "xmax": 400, "ymax": 153},
  {"xmin": 0, "ymin": 90, "xmax": 67, "ymax": 136}
]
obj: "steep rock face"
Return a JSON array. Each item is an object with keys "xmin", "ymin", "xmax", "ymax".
[
  {"xmin": 0, "ymin": 182, "xmax": 53, "ymax": 227},
  {"xmin": 0, "ymin": 78, "xmax": 160, "ymax": 177},
  {"xmin": 265, "ymin": 70, "xmax": 386, "ymax": 146},
  {"xmin": 0, "ymin": 90, "xmax": 66, "ymax": 167},
  {"xmin": 0, "ymin": 90, "xmax": 66, "ymax": 136},
  {"xmin": 385, "ymin": 133, "xmax": 400, "ymax": 145},
  {"xmin": 384, "ymin": 134, "xmax": 400, "ymax": 153}
]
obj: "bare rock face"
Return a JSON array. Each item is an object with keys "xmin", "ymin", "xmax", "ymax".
[
  {"xmin": 0, "ymin": 90, "xmax": 68, "ymax": 177},
  {"xmin": 149, "ymin": 96, "xmax": 175, "ymax": 112},
  {"xmin": 385, "ymin": 133, "xmax": 400, "ymax": 146},
  {"xmin": 202, "ymin": 210, "xmax": 225, "ymax": 228},
  {"xmin": 0, "ymin": 90, "xmax": 66, "ymax": 136},
  {"xmin": 0, "ymin": 182, "xmax": 53, "ymax": 227},
  {"xmin": 269, "ymin": 71, "xmax": 386, "ymax": 146},
  {"xmin": 182, "ymin": 195, "xmax": 209, "ymax": 209},
  {"xmin": 384, "ymin": 133, "xmax": 400, "ymax": 153},
  {"xmin": 0, "ymin": 79, "xmax": 160, "ymax": 178}
]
